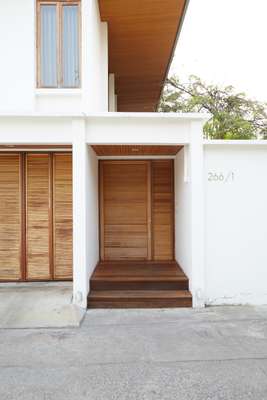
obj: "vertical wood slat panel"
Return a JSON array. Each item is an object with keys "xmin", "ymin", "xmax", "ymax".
[
  {"xmin": 53, "ymin": 153, "xmax": 73, "ymax": 279},
  {"xmin": 20, "ymin": 153, "xmax": 27, "ymax": 280},
  {"xmin": 26, "ymin": 154, "xmax": 51, "ymax": 279},
  {"xmin": 151, "ymin": 160, "xmax": 174, "ymax": 261},
  {"xmin": 100, "ymin": 161, "xmax": 105, "ymax": 261},
  {"xmin": 147, "ymin": 162, "xmax": 152, "ymax": 260},
  {"xmin": 0, "ymin": 154, "xmax": 22, "ymax": 280}
]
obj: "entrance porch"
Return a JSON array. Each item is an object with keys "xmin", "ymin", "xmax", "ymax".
[
  {"xmin": 72, "ymin": 113, "xmax": 206, "ymax": 308},
  {"xmin": 0, "ymin": 112, "xmax": 206, "ymax": 309},
  {"xmin": 88, "ymin": 154, "xmax": 192, "ymax": 308}
]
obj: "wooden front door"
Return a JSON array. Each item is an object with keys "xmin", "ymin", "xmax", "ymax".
[
  {"xmin": 100, "ymin": 160, "xmax": 174, "ymax": 261},
  {"xmin": 0, "ymin": 152, "xmax": 72, "ymax": 281}
]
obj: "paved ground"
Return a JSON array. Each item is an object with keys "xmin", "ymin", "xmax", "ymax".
[
  {"xmin": 1, "ymin": 306, "xmax": 267, "ymax": 400},
  {"xmin": 0, "ymin": 283, "xmax": 84, "ymax": 328}
]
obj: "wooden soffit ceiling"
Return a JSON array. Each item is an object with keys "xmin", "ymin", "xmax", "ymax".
[
  {"xmin": 91, "ymin": 145, "xmax": 182, "ymax": 156},
  {"xmin": 98, "ymin": 0, "xmax": 188, "ymax": 112}
]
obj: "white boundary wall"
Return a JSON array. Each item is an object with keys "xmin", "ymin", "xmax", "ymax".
[
  {"xmin": 204, "ymin": 142, "xmax": 267, "ymax": 305},
  {"xmin": 3, "ymin": 114, "xmax": 267, "ymax": 308}
]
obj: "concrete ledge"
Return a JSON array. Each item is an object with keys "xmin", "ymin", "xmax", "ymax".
[{"xmin": 0, "ymin": 283, "xmax": 85, "ymax": 329}]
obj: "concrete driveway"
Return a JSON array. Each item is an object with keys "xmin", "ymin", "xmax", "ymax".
[{"xmin": 1, "ymin": 306, "xmax": 267, "ymax": 399}]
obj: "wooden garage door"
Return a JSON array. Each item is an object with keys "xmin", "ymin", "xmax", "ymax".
[
  {"xmin": 100, "ymin": 160, "xmax": 174, "ymax": 261},
  {"xmin": 0, "ymin": 152, "xmax": 72, "ymax": 281}
]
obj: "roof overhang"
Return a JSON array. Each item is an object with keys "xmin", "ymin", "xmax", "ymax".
[{"xmin": 99, "ymin": 0, "xmax": 189, "ymax": 112}]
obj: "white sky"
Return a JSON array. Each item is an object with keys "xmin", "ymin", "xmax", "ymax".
[{"xmin": 170, "ymin": 0, "xmax": 267, "ymax": 102}]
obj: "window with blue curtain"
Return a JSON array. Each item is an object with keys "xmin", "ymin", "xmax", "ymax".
[
  {"xmin": 62, "ymin": 5, "xmax": 80, "ymax": 87},
  {"xmin": 38, "ymin": 1, "xmax": 80, "ymax": 88}
]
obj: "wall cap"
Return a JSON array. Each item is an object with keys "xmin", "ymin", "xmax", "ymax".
[
  {"xmin": 0, "ymin": 112, "xmax": 208, "ymax": 121},
  {"xmin": 204, "ymin": 140, "xmax": 267, "ymax": 146}
]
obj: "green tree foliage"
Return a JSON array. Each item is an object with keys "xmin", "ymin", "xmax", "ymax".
[{"xmin": 158, "ymin": 75, "xmax": 267, "ymax": 139}]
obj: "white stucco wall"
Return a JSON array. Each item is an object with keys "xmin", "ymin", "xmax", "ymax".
[
  {"xmin": 0, "ymin": 116, "xmax": 73, "ymax": 143},
  {"xmin": 204, "ymin": 143, "xmax": 267, "ymax": 305},
  {"xmin": 175, "ymin": 147, "xmax": 192, "ymax": 281},
  {"xmin": 72, "ymin": 120, "xmax": 99, "ymax": 308},
  {"xmin": 82, "ymin": 0, "xmax": 108, "ymax": 112},
  {"xmin": 86, "ymin": 146, "xmax": 99, "ymax": 292},
  {"xmin": 86, "ymin": 113, "xmax": 197, "ymax": 144},
  {"xmin": 0, "ymin": 0, "xmax": 108, "ymax": 114},
  {"xmin": 0, "ymin": 0, "xmax": 35, "ymax": 112}
]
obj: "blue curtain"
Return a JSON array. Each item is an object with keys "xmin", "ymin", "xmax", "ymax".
[
  {"xmin": 62, "ymin": 5, "xmax": 80, "ymax": 87},
  {"xmin": 40, "ymin": 5, "xmax": 57, "ymax": 87}
]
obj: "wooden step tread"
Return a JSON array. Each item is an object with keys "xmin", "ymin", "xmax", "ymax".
[
  {"xmin": 88, "ymin": 290, "xmax": 192, "ymax": 299},
  {"xmin": 92, "ymin": 261, "xmax": 187, "ymax": 278},
  {"xmin": 88, "ymin": 290, "xmax": 192, "ymax": 308},
  {"xmin": 90, "ymin": 276, "xmax": 188, "ymax": 291},
  {"xmin": 91, "ymin": 276, "xmax": 188, "ymax": 282}
]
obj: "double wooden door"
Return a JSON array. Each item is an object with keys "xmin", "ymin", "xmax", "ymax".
[
  {"xmin": 100, "ymin": 160, "xmax": 174, "ymax": 261},
  {"xmin": 0, "ymin": 153, "xmax": 72, "ymax": 281}
]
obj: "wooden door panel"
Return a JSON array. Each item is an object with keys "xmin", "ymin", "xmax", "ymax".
[
  {"xmin": 26, "ymin": 154, "xmax": 51, "ymax": 279},
  {"xmin": 105, "ymin": 225, "xmax": 148, "ymax": 247},
  {"xmin": 0, "ymin": 154, "xmax": 22, "ymax": 280},
  {"xmin": 53, "ymin": 153, "xmax": 73, "ymax": 279},
  {"xmin": 104, "ymin": 224, "xmax": 148, "ymax": 260},
  {"xmin": 104, "ymin": 247, "xmax": 148, "ymax": 260},
  {"xmin": 104, "ymin": 202, "xmax": 147, "ymax": 225},
  {"xmin": 103, "ymin": 163, "xmax": 148, "ymax": 225},
  {"xmin": 101, "ymin": 161, "xmax": 150, "ymax": 260},
  {"xmin": 152, "ymin": 160, "xmax": 174, "ymax": 260}
]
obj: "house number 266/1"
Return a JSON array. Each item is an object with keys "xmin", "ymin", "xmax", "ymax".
[{"xmin": 208, "ymin": 172, "xmax": 235, "ymax": 183}]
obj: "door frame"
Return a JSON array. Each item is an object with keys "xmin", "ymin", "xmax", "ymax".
[{"xmin": 99, "ymin": 159, "xmax": 175, "ymax": 261}]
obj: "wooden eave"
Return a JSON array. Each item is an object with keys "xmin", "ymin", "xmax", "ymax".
[{"xmin": 99, "ymin": 0, "xmax": 188, "ymax": 112}]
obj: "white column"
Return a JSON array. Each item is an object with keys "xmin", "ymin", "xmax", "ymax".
[
  {"xmin": 72, "ymin": 118, "xmax": 88, "ymax": 308},
  {"xmin": 82, "ymin": 0, "xmax": 108, "ymax": 112},
  {"xmin": 189, "ymin": 121, "xmax": 205, "ymax": 307}
]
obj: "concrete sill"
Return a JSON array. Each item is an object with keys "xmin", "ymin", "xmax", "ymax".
[{"xmin": 35, "ymin": 89, "xmax": 82, "ymax": 96}]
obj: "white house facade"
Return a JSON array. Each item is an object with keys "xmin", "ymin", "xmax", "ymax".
[{"xmin": 0, "ymin": 0, "xmax": 266, "ymax": 310}]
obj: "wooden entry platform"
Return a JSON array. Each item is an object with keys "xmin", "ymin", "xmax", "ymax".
[{"xmin": 87, "ymin": 261, "xmax": 192, "ymax": 308}]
